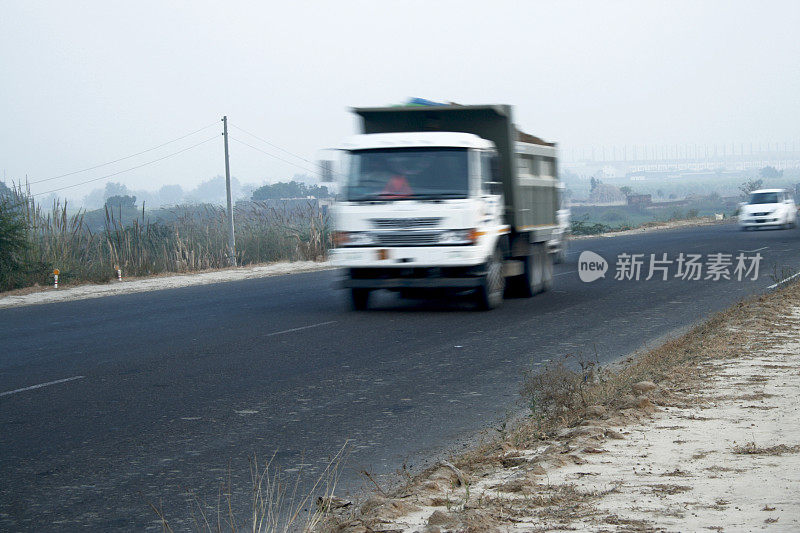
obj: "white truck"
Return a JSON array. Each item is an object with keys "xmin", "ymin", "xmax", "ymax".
[{"xmin": 329, "ymin": 103, "xmax": 562, "ymax": 310}]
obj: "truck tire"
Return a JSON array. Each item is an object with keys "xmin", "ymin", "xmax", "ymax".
[
  {"xmin": 350, "ymin": 288, "xmax": 371, "ymax": 310},
  {"xmin": 475, "ymin": 249, "xmax": 505, "ymax": 310},
  {"xmin": 507, "ymin": 243, "xmax": 547, "ymax": 297},
  {"xmin": 541, "ymin": 247, "xmax": 553, "ymax": 292}
]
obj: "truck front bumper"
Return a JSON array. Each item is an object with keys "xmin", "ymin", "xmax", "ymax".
[
  {"xmin": 329, "ymin": 245, "xmax": 487, "ymax": 268},
  {"xmin": 341, "ymin": 276, "xmax": 484, "ymax": 290}
]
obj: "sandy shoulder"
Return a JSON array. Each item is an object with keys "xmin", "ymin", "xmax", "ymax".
[
  {"xmin": 331, "ymin": 299, "xmax": 800, "ymax": 533},
  {"xmin": 526, "ymin": 322, "xmax": 800, "ymax": 532},
  {"xmin": 0, "ymin": 261, "xmax": 334, "ymax": 309}
]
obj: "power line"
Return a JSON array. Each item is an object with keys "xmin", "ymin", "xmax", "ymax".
[
  {"xmin": 229, "ymin": 136, "xmax": 325, "ymax": 177},
  {"xmin": 28, "ymin": 120, "xmax": 221, "ymax": 186},
  {"xmin": 230, "ymin": 123, "xmax": 319, "ymax": 167},
  {"xmin": 229, "ymin": 129, "xmax": 346, "ymax": 181},
  {"xmin": 32, "ymin": 135, "xmax": 219, "ymax": 197}
]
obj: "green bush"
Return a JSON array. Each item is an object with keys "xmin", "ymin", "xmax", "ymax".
[
  {"xmin": 0, "ymin": 198, "xmax": 30, "ymax": 290},
  {"xmin": 0, "ymin": 197, "xmax": 51, "ymax": 291}
]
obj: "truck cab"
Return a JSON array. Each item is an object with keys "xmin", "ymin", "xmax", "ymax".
[{"xmin": 330, "ymin": 132, "xmax": 508, "ymax": 309}]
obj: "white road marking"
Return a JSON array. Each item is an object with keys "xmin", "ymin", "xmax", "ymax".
[
  {"xmin": 767, "ymin": 271, "xmax": 800, "ymax": 290},
  {"xmin": 265, "ymin": 320, "xmax": 337, "ymax": 337},
  {"xmin": 0, "ymin": 375, "xmax": 85, "ymax": 397},
  {"xmin": 738, "ymin": 246, "xmax": 769, "ymax": 253},
  {"xmin": 554, "ymin": 271, "xmax": 576, "ymax": 277}
]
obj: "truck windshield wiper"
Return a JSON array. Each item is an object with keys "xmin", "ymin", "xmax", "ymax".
[{"xmin": 349, "ymin": 195, "xmax": 389, "ymax": 201}]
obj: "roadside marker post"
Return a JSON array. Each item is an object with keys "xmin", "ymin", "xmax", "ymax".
[
  {"xmin": 53, "ymin": 269, "xmax": 59, "ymax": 289},
  {"xmin": 115, "ymin": 265, "xmax": 122, "ymax": 281}
]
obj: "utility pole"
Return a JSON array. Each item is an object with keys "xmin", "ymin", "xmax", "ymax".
[{"xmin": 222, "ymin": 116, "xmax": 236, "ymax": 266}]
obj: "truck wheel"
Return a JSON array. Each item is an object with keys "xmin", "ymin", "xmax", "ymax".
[
  {"xmin": 475, "ymin": 249, "xmax": 505, "ymax": 310},
  {"xmin": 350, "ymin": 288, "xmax": 371, "ymax": 310},
  {"xmin": 507, "ymin": 243, "xmax": 547, "ymax": 298},
  {"xmin": 541, "ymin": 248, "xmax": 554, "ymax": 292}
]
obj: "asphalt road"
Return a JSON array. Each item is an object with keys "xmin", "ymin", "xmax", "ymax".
[{"xmin": 1, "ymin": 222, "xmax": 799, "ymax": 530}]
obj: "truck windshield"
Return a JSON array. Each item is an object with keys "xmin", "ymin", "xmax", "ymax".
[
  {"xmin": 346, "ymin": 147, "xmax": 469, "ymax": 201},
  {"xmin": 749, "ymin": 192, "xmax": 779, "ymax": 204}
]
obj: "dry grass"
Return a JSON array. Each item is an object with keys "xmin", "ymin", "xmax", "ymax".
[
  {"xmin": 508, "ymin": 282, "xmax": 800, "ymax": 450},
  {"xmin": 731, "ymin": 442, "xmax": 800, "ymax": 455},
  {"xmin": 649, "ymin": 484, "xmax": 692, "ymax": 496},
  {"xmin": 152, "ymin": 445, "xmax": 349, "ymax": 533},
  {"xmin": 1, "ymin": 186, "xmax": 331, "ymax": 291}
]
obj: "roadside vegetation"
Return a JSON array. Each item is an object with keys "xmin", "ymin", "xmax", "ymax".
[
  {"xmin": 151, "ymin": 445, "xmax": 349, "ymax": 533},
  {"xmin": 569, "ymin": 193, "xmax": 732, "ymax": 235},
  {"xmin": 0, "ymin": 186, "xmax": 331, "ymax": 292},
  {"xmin": 322, "ymin": 278, "xmax": 800, "ymax": 532}
]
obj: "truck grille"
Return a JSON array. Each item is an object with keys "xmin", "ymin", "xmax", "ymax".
[
  {"xmin": 370, "ymin": 217, "xmax": 442, "ymax": 229},
  {"xmin": 375, "ymin": 232, "xmax": 440, "ymax": 246}
]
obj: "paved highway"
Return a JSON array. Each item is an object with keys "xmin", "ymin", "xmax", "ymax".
[{"xmin": 1, "ymin": 222, "xmax": 798, "ymax": 530}]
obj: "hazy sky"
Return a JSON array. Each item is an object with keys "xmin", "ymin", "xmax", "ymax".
[{"xmin": 2, "ymin": 1, "xmax": 799, "ymax": 200}]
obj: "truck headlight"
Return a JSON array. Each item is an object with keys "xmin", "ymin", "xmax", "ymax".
[
  {"xmin": 439, "ymin": 229, "xmax": 480, "ymax": 245},
  {"xmin": 345, "ymin": 232, "xmax": 376, "ymax": 246},
  {"xmin": 334, "ymin": 231, "xmax": 375, "ymax": 247}
]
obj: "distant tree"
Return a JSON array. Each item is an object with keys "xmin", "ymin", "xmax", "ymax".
[
  {"xmin": 305, "ymin": 183, "xmax": 330, "ymax": 198},
  {"xmin": 759, "ymin": 166, "xmax": 783, "ymax": 179},
  {"xmin": 103, "ymin": 182, "xmax": 130, "ymax": 200},
  {"xmin": 105, "ymin": 195, "xmax": 136, "ymax": 209},
  {"xmin": 0, "ymin": 181, "xmax": 12, "ymax": 198},
  {"xmin": 82, "ymin": 187, "xmax": 106, "ymax": 209},
  {"xmin": 158, "ymin": 184, "xmax": 184, "ymax": 205},
  {"xmin": 656, "ymin": 189, "xmax": 664, "ymax": 198},
  {"xmin": 739, "ymin": 179, "xmax": 764, "ymax": 198},
  {"xmin": 619, "ymin": 186, "xmax": 633, "ymax": 197},
  {"xmin": 238, "ymin": 184, "xmax": 256, "ymax": 201},
  {"xmin": 588, "ymin": 183, "xmax": 624, "ymax": 204},
  {"xmin": 668, "ymin": 193, "xmax": 677, "ymax": 200},
  {"xmin": 251, "ymin": 180, "xmax": 330, "ymax": 201},
  {"xmin": 590, "ymin": 177, "xmax": 601, "ymax": 192}
]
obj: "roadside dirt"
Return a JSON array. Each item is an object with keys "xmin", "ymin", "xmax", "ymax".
[
  {"xmin": 324, "ymin": 284, "xmax": 800, "ymax": 532},
  {"xmin": 0, "ymin": 260, "xmax": 333, "ymax": 309}
]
